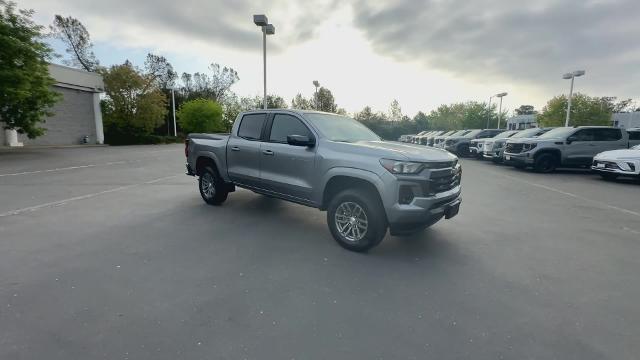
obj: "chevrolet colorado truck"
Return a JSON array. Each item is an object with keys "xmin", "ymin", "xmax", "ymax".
[{"xmin": 185, "ymin": 110, "xmax": 462, "ymax": 252}]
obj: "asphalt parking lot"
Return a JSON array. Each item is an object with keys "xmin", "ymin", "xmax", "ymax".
[{"xmin": 1, "ymin": 144, "xmax": 639, "ymax": 360}]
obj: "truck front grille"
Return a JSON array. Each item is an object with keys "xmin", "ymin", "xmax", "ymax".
[
  {"xmin": 505, "ymin": 143, "xmax": 524, "ymax": 153},
  {"xmin": 424, "ymin": 168, "xmax": 461, "ymax": 195}
]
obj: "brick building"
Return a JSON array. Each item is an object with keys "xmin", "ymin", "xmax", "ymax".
[{"xmin": 1, "ymin": 64, "xmax": 105, "ymax": 146}]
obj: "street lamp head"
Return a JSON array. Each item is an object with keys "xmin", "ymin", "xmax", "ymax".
[
  {"xmin": 265, "ymin": 24, "xmax": 275, "ymax": 35},
  {"xmin": 253, "ymin": 14, "xmax": 268, "ymax": 27},
  {"xmin": 313, "ymin": 80, "xmax": 319, "ymax": 87},
  {"xmin": 572, "ymin": 70, "xmax": 585, "ymax": 77},
  {"xmin": 496, "ymin": 92, "xmax": 508, "ymax": 97},
  {"xmin": 562, "ymin": 73, "xmax": 573, "ymax": 79}
]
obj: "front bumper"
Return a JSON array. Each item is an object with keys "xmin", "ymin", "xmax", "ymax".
[
  {"xmin": 483, "ymin": 147, "xmax": 504, "ymax": 160},
  {"xmin": 386, "ymin": 184, "xmax": 462, "ymax": 225},
  {"xmin": 591, "ymin": 159, "xmax": 640, "ymax": 176},
  {"xmin": 503, "ymin": 152, "xmax": 534, "ymax": 166}
]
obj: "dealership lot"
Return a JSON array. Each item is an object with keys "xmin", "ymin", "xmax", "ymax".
[{"xmin": 1, "ymin": 145, "xmax": 639, "ymax": 359}]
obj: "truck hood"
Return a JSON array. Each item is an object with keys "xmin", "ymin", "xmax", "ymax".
[
  {"xmin": 445, "ymin": 136, "xmax": 467, "ymax": 142},
  {"xmin": 339, "ymin": 140, "xmax": 457, "ymax": 162},
  {"xmin": 594, "ymin": 149, "xmax": 640, "ymax": 161},
  {"xmin": 507, "ymin": 137, "xmax": 548, "ymax": 144}
]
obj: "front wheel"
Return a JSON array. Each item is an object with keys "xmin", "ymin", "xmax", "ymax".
[
  {"xmin": 327, "ymin": 189, "xmax": 387, "ymax": 252},
  {"xmin": 457, "ymin": 144, "xmax": 470, "ymax": 157},
  {"xmin": 199, "ymin": 166, "xmax": 228, "ymax": 205},
  {"xmin": 533, "ymin": 154, "xmax": 557, "ymax": 173}
]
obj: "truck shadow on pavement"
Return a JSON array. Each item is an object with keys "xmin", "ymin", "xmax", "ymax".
[{"xmin": 199, "ymin": 191, "xmax": 458, "ymax": 260}]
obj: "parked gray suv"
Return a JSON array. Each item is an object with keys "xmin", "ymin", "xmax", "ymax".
[
  {"xmin": 503, "ymin": 126, "xmax": 631, "ymax": 173},
  {"xmin": 185, "ymin": 110, "xmax": 462, "ymax": 252},
  {"xmin": 444, "ymin": 129, "xmax": 505, "ymax": 157}
]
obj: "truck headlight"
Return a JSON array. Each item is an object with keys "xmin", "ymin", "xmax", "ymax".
[
  {"xmin": 380, "ymin": 159, "xmax": 423, "ymax": 174},
  {"xmin": 522, "ymin": 143, "xmax": 537, "ymax": 151}
]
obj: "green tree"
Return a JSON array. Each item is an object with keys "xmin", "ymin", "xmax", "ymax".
[
  {"xmin": 388, "ymin": 99, "xmax": 402, "ymax": 122},
  {"xmin": 180, "ymin": 63, "xmax": 239, "ymax": 102},
  {"xmin": 413, "ymin": 111, "xmax": 429, "ymax": 130},
  {"xmin": 428, "ymin": 101, "xmax": 501, "ymax": 130},
  {"xmin": 50, "ymin": 15, "xmax": 99, "ymax": 72},
  {"xmin": 538, "ymin": 93, "xmax": 612, "ymax": 127},
  {"xmin": 514, "ymin": 105, "xmax": 537, "ymax": 115},
  {"xmin": 316, "ymin": 87, "xmax": 338, "ymax": 113},
  {"xmin": 291, "ymin": 93, "xmax": 313, "ymax": 110},
  {"xmin": 144, "ymin": 53, "xmax": 177, "ymax": 90},
  {"xmin": 0, "ymin": 1, "xmax": 60, "ymax": 138},
  {"xmin": 177, "ymin": 99, "xmax": 224, "ymax": 134},
  {"xmin": 101, "ymin": 61, "xmax": 167, "ymax": 137}
]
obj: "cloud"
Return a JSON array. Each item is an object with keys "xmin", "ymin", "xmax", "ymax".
[
  {"xmin": 350, "ymin": 0, "xmax": 640, "ymax": 97},
  {"xmin": 26, "ymin": 0, "xmax": 343, "ymax": 52}
]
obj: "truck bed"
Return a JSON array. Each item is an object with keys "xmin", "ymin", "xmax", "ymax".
[{"xmin": 186, "ymin": 133, "xmax": 231, "ymax": 180}]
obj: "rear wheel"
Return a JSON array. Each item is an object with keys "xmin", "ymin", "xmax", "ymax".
[
  {"xmin": 327, "ymin": 188, "xmax": 387, "ymax": 252},
  {"xmin": 534, "ymin": 153, "xmax": 557, "ymax": 173},
  {"xmin": 199, "ymin": 166, "xmax": 228, "ymax": 205},
  {"xmin": 600, "ymin": 173, "xmax": 618, "ymax": 181}
]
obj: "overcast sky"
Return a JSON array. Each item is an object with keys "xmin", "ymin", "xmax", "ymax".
[{"xmin": 21, "ymin": 0, "xmax": 640, "ymax": 116}]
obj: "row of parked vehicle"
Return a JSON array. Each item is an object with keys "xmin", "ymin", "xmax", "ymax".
[{"xmin": 400, "ymin": 127, "xmax": 640, "ymax": 180}]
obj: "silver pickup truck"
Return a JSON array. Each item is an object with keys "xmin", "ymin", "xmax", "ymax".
[{"xmin": 185, "ymin": 110, "xmax": 462, "ymax": 252}]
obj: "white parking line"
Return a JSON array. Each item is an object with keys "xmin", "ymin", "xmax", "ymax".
[
  {"xmin": 0, "ymin": 175, "xmax": 179, "ymax": 218},
  {"xmin": 0, "ymin": 161, "xmax": 129, "ymax": 177},
  {"xmin": 482, "ymin": 169, "xmax": 640, "ymax": 218}
]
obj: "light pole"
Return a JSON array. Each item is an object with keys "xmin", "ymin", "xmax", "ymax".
[
  {"xmin": 171, "ymin": 87, "xmax": 177, "ymax": 136},
  {"xmin": 253, "ymin": 15, "xmax": 275, "ymax": 110},
  {"xmin": 313, "ymin": 80, "xmax": 320, "ymax": 110},
  {"xmin": 485, "ymin": 95, "xmax": 494, "ymax": 129},
  {"xmin": 495, "ymin": 92, "xmax": 508, "ymax": 129},
  {"xmin": 562, "ymin": 70, "xmax": 585, "ymax": 127}
]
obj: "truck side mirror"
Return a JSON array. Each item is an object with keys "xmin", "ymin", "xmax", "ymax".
[
  {"xmin": 566, "ymin": 136, "xmax": 576, "ymax": 145},
  {"xmin": 287, "ymin": 135, "xmax": 315, "ymax": 147}
]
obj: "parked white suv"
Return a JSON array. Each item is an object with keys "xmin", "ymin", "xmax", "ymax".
[{"xmin": 592, "ymin": 144, "xmax": 640, "ymax": 180}]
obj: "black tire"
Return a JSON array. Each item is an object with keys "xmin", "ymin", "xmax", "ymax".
[
  {"xmin": 457, "ymin": 144, "xmax": 470, "ymax": 157},
  {"xmin": 533, "ymin": 153, "xmax": 557, "ymax": 173},
  {"xmin": 198, "ymin": 166, "xmax": 228, "ymax": 205},
  {"xmin": 327, "ymin": 188, "xmax": 387, "ymax": 252},
  {"xmin": 600, "ymin": 173, "xmax": 618, "ymax": 181}
]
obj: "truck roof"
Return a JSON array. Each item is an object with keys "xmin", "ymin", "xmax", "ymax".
[{"xmin": 241, "ymin": 109, "xmax": 336, "ymax": 116}]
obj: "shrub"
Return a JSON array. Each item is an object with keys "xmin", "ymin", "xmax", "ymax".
[{"xmin": 177, "ymin": 99, "xmax": 224, "ymax": 134}]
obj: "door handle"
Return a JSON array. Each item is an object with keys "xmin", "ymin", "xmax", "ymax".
[
  {"xmin": 262, "ymin": 149, "xmax": 274, "ymax": 156},
  {"xmin": 231, "ymin": 146, "xmax": 240, "ymax": 151}
]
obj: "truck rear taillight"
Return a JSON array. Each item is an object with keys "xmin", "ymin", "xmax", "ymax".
[{"xmin": 184, "ymin": 139, "xmax": 189, "ymax": 157}]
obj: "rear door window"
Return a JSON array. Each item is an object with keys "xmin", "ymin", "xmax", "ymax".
[
  {"xmin": 238, "ymin": 113, "xmax": 267, "ymax": 140},
  {"xmin": 572, "ymin": 129, "xmax": 595, "ymax": 141},
  {"xmin": 593, "ymin": 128, "xmax": 622, "ymax": 141},
  {"xmin": 627, "ymin": 131, "xmax": 640, "ymax": 140}
]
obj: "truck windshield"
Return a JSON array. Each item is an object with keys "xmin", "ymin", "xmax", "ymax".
[
  {"xmin": 462, "ymin": 130, "xmax": 482, "ymax": 138},
  {"xmin": 493, "ymin": 130, "xmax": 518, "ymax": 139},
  {"xmin": 537, "ymin": 127, "xmax": 575, "ymax": 139},
  {"xmin": 511, "ymin": 128, "xmax": 545, "ymax": 138},
  {"xmin": 304, "ymin": 113, "xmax": 381, "ymax": 142}
]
